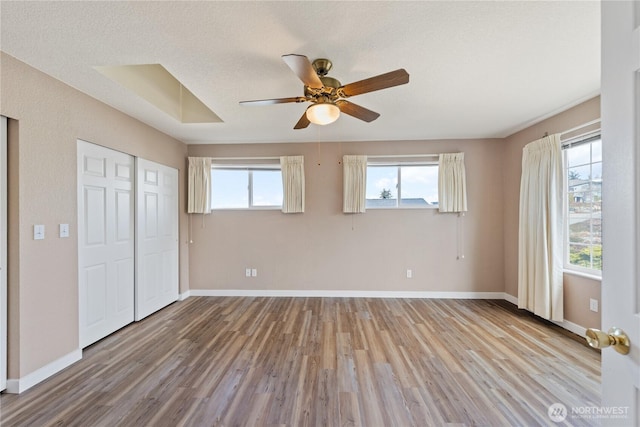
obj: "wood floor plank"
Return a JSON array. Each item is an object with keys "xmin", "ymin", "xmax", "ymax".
[
  {"xmin": 338, "ymin": 391, "xmax": 363, "ymax": 427},
  {"xmin": 372, "ymin": 362, "xmax": 414, "ymax": 426},
  {"xmin": 314, "ymin": 368, "xmax": 339, "ymax": 427},
  {"xmin": 239, "ymin": 392, "xmax": 274, "ymax": 426},
  {"xmin": 353, "ymin": 349, "xmax": 389, "ymax": 426},
  {"xmin": 0, "ymin": 297, "xmax": 601, "ymax": 426},
  {"xmin": 290, "ymin": 354, "xmax": 319, "ymax": 427},
  {"xmin": 321, "ymin": 321, "xmax": 337, "ymax": 370}
]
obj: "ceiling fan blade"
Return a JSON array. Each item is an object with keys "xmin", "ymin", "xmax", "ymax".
[
  {"xmin": 336, "ymin": 100, "xmax": 380, "ymax": 122},
  {"xmin": 339, "ymin": 69, "xmax": 409, "ymax": 97},
  {"xmin": 293, "ymin": 111, "xmax": 311, "ymax": 129},
  {"xmin": 239, "ymin": 97, "xmax": 306, "ymax": 106},
  {"xmin": 282, "ymin": 54, "xmax": 324, "ymax": 89}
]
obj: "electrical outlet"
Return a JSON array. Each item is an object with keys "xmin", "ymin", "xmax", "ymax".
[
  {"xmin": 245, "ymin": 268, "xmax": 251, "ymax": 277},
  {"xmin": 59, "ymin": 223, "xmax": 69, "ymax": 238},
  {"xmin": 251, "ymin": 268, "xmax": 257, "ymax": 277},
  {"xmin": 406, "ymin": 269, "xmax": 412, "ymax": 279},
  {"xmin": 589, "ymin": 298, "xmax": 599, "ymax": 312}
]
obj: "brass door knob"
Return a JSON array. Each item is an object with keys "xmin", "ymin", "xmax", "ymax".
[{"xmin": 585, "ymin": 327, "xmax": 630, "ymax": 355}]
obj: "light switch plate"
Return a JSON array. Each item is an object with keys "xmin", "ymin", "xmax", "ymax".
[
  {"xmin": 59, "ymin": 223, "xmax": 69, "ymax": 238},
  {"xmin": 34, "ymin": 224, "xmax": 45, "ymax": 240}
]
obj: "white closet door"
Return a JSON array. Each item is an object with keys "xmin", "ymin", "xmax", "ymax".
[
  {"xmin": 78, "ymin": 141, "xmax": 135, "ymax": 348},
  {"xmin": 1, "ymin": 116, "xmax": 7, "ymax": 391},
  {"xmin": 135, "ymin": 159, "xmax": 178, "ymax": 321}
]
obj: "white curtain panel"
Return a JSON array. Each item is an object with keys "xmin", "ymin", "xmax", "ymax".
[
  {"xmin": 343, "ymin": 155, "xmax": 367, "ymax": 213},
  {"xmin": 518, "ymin": 134, "xmax": 564, "ymax": 321},
  {"xmin": 438, "ymin": 153, "xmax": 468, "ymax": 213},
  {"xmin": 187, "ymin": 157, "xmax": 212, "ymax": 214},
  {"xmin": 280, "ymin": 155, "xmax": 305, "ymax": 213}
]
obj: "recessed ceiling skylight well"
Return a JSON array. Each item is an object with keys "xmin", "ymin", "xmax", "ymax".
[{"xmin": 95, "ymin": 64, "xmax": 222, "ymax": 124}]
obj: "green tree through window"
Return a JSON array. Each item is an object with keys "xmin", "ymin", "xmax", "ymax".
[{"xmin": 379, "ymin": 188, "xmax": 393, "ymax": 199}]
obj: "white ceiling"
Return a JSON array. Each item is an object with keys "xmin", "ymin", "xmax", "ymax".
[{"xmin": 0, "ymin": 1, "xmax": 600, "ymax": 145}]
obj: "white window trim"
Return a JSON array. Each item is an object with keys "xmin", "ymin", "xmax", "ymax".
[
  {"xmin": 562, "ymin": 134, "xmax": 602, "ymax": 277},
  {"xmin": 563, "ymin": 260, "xmax": 602, "ymax": 278},
  {"xmin": 211, "ymin": 164, "xmax": 283, "ymax": 210},
  {"xmin": 366, "ymin": 161, "xmax": 439, "ymax": 210},
  {"xmin": 563, "ymin": 268, "xmax": 602, "ymax": 282}
]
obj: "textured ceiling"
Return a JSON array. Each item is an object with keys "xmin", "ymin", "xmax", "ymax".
[{"xmin": 0, "ymin": 1, "xmax": 600, "ymax": 144}]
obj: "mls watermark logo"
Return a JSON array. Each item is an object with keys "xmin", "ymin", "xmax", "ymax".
[
  {"xmin": 548, "ymin": 403, "xmax": 568, "ymax": 423},
  {"xmin": 548, "ymin": 402, "xmax": 630, "ymax": 423}
]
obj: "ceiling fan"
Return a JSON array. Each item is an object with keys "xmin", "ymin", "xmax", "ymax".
[{"xmin": 239, "ymin": 54, "xmax": 410, "ymax": 129}]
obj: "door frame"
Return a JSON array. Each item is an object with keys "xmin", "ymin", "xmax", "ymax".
[{"xmin": 1, "ymin": 116, "xmax": 7, "ymax": 392}]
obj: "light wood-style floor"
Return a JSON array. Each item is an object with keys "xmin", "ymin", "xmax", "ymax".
[{"xmin": 0, "ymin": 297, "xmax": 600, "ymax": 426}]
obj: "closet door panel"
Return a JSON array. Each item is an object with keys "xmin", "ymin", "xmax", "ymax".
[
  {"xmin": 135, "ymin": 158, "xmax": 178, "ymax": 321},
  {"xmin": 78, "ymin": 141, "xmax": 134, "ymax": 348}
]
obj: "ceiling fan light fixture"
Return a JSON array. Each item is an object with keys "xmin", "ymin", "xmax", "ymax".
[{"xmin": 306, "ymin": 102, "xmax": 340, "ymax": 125}]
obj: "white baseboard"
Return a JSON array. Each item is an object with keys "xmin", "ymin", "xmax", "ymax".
[
  {"xmin": 501, "ymin": 293, "xmax": 587, "ymax": 337},
  {"xmin": 178, "ymin": 290, "xmax": 191, "ymax": 301},
  {"xmin": 189, "ymin": 289, "xmax": 510, "ymax": 299},
  {"xmin": 553, "ymin": 319, "xmax": 587, "ymax": 337},
  {"xmin": 503, "ymin": 293, "xmax": 518, "ymax": 305},
  {"xmin": 5, "ymin": 348, "xmax": 82, "ymax": 394}
]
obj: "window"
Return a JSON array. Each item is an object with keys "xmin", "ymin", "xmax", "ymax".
[
  {"xmin": 365, "ymin": 163, "xmax": 438, "ymax": 208},
  {"xmin": 564, "ymin": 135, "xmax": 602, "ymax": 273},
  {"xmin": 211, "ymin": 166, "xmax": 283, "ymax": 209}
]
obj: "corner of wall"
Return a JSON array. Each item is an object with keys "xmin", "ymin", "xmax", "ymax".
[{"xmin": 5, "ymin": 348, "xmax": 81, "ymax": 394}]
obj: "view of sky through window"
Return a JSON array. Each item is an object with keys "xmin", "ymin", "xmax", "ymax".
[
  {"xmin": 366, "ymin": 164, "xmax": 438, "ymax": 208},
  {"xmin": 211, "ymin": 168, "xmax": 282, "ymax": 209},
  {"xmin": 252, "ymin": 170, "xmax": 283, "ymax": 206},
  {"xmin": 211, "ymin": 163, "xmax": 439, "ymax": 210}
]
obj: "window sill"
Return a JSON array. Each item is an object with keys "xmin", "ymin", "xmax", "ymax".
[
  {"xmin": 365, "ymin": 206, "xmax": 439, "ymax": 211},
  {"xmin": 563, "ymin": 269, "xmax": 602, "ymax": 282},
  {"xmin": 211, "ymin": 207, "xmax": 282, "ymax": 211}
]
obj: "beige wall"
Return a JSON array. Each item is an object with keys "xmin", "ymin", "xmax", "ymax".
[
  {"xmin": 564, "ymin": 273, "xmax": 600, "ymax": 329},
  {"xmin": 188, "ymin": 138, "xmax": 505, "ymax": 294},
  {"xmin": 503, "ymin": 96, "xmax": 601, "ymax": 329},
  {"xmin": 0, "ymin": 53, "xmax": 189, "ymax": 378}
]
